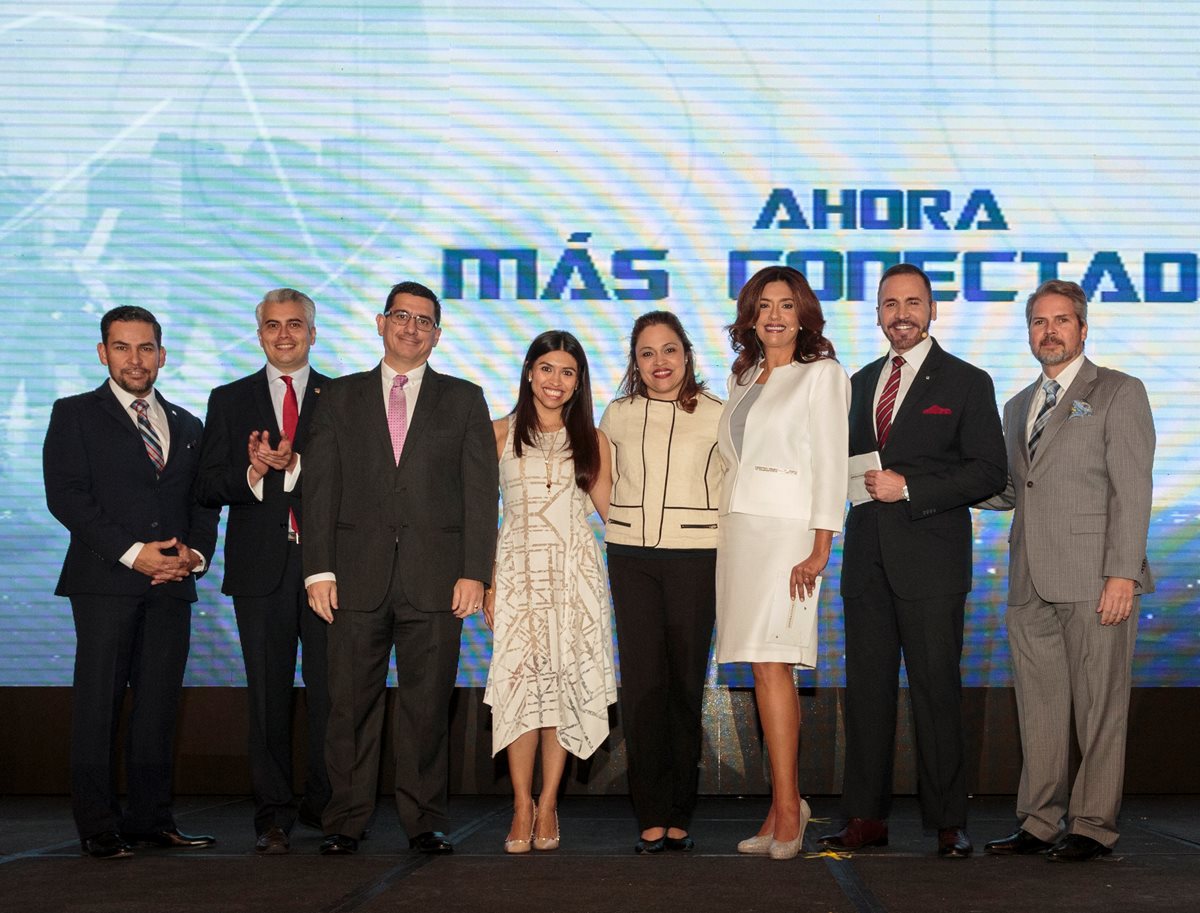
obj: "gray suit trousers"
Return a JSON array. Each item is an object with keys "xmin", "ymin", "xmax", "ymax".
[{"xmin": 1007, "ymin": 594, "xmax": 1138, "ymax": 848}]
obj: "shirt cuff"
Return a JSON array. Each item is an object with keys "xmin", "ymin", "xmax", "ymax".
[
  {"xmin": 283, "ymin": 453, "xmax": 301, "ymax": 493},
  {"xmin": 304, "ymin": 572, "xmax": 337, "ymax": 588},
  {"xmin": 119, "ymin": 543, "xmax": 144, "ymax": 569},
  {"xmin": 247, "ymin": 466, "xmax": 264, "ymax": 501}
]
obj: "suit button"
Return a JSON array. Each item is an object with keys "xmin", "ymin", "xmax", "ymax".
[
  {"xmin": 150, "ymin": 521, "xmax": 159, "ymax": 528},
  {"xmin": 1026, "ymin": 481, "xmax": 1034, "ymax": 488}
]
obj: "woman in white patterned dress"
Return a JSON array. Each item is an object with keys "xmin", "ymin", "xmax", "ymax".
[{"xmin": 483, "ymin": 330, "xmax": 615, "ymax": 854}]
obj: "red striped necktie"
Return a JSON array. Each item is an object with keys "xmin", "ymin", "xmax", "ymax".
[{"xmin": 874, "ymin": 355, "xmax": 905, "ymax": 448}]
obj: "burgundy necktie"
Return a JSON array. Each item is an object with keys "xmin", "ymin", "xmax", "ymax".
[
  {"xmin": 874, "ymin": 355, "xmax": 905, "ymax": 448},
  {"xmin": 281, "ymin": 375, "xmax": 300, "ymax": 536}
]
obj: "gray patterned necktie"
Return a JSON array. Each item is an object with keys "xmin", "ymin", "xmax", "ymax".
[{"xmin": 1027, "ymin": 378, "xmax": 1061, "ymax": 460}]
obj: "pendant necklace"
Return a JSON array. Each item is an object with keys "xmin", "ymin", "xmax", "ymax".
[{"xmin": 536, "ymin": 428, "xmax": 560, "ymax": 491}]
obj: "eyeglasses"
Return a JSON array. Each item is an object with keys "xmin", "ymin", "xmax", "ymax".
[{"xmin": 382, "ymin": 309, "xmax": 437, "ymax": 333}]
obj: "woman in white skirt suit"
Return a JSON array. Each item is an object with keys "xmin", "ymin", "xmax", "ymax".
[{"xmin": 716, "ymin": 265, "xmax": 850, "ymax": 859}]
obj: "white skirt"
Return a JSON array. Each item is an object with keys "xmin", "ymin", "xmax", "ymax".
[{"xmin": 714, "ymin": 512, "xmax": 818, "ymax": 667}]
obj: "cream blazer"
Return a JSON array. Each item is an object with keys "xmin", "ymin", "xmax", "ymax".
[{"xmin": 718, "ymin": 359, "xmax": 851, "ymax": 530}]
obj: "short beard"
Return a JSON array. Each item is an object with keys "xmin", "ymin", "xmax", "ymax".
[{"xmin": 1032, "ymin": 341, "xmax": 1080, "ymax": 367}]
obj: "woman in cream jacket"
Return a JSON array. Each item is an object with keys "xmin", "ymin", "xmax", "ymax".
[
  {"xmin": 600, "ymin": 311, "xmax": 723, "ymax": 854},
  {"xmin": 716, "ymin": 266, "xmax": 850, "ymax": 860}
]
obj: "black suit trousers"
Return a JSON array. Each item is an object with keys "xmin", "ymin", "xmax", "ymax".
[
  {"xmin": 841, "ymin": 549, "xmax": 967, "ymax": 829},
  {"xmin": 233, "ymin": 542, "xmax": 330, "ymax": 835},
  {"xmin": 69, "ymin": 590, "xmax": 191, "ymax": 839},
  {"xmin": 608, "ymin": 549, "xmax": 716, "ymax": 831},
  {"xmin": 323, "ymin": 550, "xmax": 463, "ymax": 840}
]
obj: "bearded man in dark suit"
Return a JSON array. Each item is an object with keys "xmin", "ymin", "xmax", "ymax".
[
  {"xmin": 303, "ymin": 281, "xmax": 498, "ymax": 856},
  {"xmin": 819, "ymin": 264, "xmax": 1006, "ymax": 858},
  {"xmin": 196, "ymin": 288, "xmax": 332, "ymax": 854},
  {"xmin": 44, "ymin": 305, "xmax": 219, "ymax": 859}
]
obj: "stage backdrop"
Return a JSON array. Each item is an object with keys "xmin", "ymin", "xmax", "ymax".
[{"xmin": 2, "ymin": 1, "xmax": 1195, "ymax": 689}]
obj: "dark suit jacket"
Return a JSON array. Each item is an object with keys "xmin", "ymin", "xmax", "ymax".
[
  {"xmin": 43, "ymin": 383, "xmax": 218, "ymax": 601},
  {"xmin": 195, "ymin": 366, "xmax": 331, "ymax": 598},
  {"xmin": 841, "ymin": 338, "xmax": 1006, "ymax": 601},
  {"xmin": 302, "ymin": 364, "xmax": 498, "ymax": 613}
]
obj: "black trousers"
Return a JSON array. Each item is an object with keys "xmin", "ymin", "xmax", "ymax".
[
  {"xmin": 607, "ymin": 549, "xmax": 716, "ymax": 831},
  {"xmin": 69, "ymin": 590, "xmax": 191, "ymax": 840},
  {"xmin": 322, "ymin": 554, "xmax": 463, "ymax": 840},
  {"xmin": 841, "ymin": 557, "xmax": 968, "ymax": 829},
  {"xmin": 233, "ymin": 542, "xmax": 330, "ymax": 835}
]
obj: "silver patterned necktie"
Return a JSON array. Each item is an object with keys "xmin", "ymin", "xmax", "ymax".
[{"xmin": 1027, "ymin": 378, "xmax": 1061, "ymax": 460}]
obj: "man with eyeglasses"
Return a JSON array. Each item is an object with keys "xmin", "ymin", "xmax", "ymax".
[{"xmin": 303, "ymin": 281, "xmax": 498, "ymax": 856}]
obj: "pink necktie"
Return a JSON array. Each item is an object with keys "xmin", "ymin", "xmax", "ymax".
[
  {"xmin": 875, "ymin": 355, "xmax": 905, "ymax": 448},
  {"xmin": 388, "ymin": 375, "xmax": 409, "ymax": 464}
]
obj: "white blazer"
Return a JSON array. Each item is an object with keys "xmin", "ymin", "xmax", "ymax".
[{"xmin": 718, "ymin": 358, "xmax": 851, "ymax": 530}]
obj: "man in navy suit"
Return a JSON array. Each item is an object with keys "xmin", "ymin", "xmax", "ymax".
[
  {"xmin": 819, "ymin": 264, "xmax": 1006, "ymax": 858},
  {"xmin": 196, "ymin": 288, "xmax": 332, "ymax": 854},
  {"xmin": 44, "ymin": 306, "xmax": 219, "ymax": 859}
]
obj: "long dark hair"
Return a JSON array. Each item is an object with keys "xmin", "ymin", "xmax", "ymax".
[
  {"xmin": 727, "ymin": 265, "xmax": 836, "ymax": 380},
  {"xmin": 616, "ymin": 310, "xmax": 708, "ymax": 414},
  {"xmin": 510, "ymin": 330, "xmax": 600, "ymax": 491}
]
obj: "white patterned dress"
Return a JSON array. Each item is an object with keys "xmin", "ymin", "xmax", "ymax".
[{"xmin": 484, "ymin": 419, "xmax": 616, "ymax": 757}]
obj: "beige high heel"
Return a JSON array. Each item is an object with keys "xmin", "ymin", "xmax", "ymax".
[
  {"xmin": 769, "ymin": 799, "xmax": 812, "ymax": 860},
  {"xmin": 737, "ymin": 833, "xmax": 774, "ymax": 855},
  {"xmin": 504, "ymin": 802, "xmax": 536, "ymax": 854},
  {"xmin": 533, "ymin": 807, "xmax": 560, "ymax": 851}
]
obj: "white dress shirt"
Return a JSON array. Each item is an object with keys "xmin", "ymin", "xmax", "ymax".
[
  {"xmin": 871, "ymin": 334, "xmax": 934, "ymax": 417},
  {"xmin": 381, "ymin": 359, "xmax": 427, "ymax": 427}
]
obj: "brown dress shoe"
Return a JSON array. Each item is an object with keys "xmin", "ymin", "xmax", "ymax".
[
  {"xmin": 937, "ymin": 827, "xmax": 973, "ymax": 858},
  {"xmin": 817, "ymin": 817, "xmax": 889, "ymax": 849},
  {"xmin": 255, "ymin": 826, "xmax": 290, "ymax": 855}
]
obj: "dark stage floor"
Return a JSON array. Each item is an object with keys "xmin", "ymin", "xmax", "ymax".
[{"xmin": 2, "ymin": 795, "xmax": 1197, "ymax": 913}]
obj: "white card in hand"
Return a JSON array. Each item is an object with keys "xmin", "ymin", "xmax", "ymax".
[{"xmin": 848, "ymin": 451, "xmax": 882, "ymax": 506}]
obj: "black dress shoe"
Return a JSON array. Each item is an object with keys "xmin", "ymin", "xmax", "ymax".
[
  {"xmin": 122, "ymin": 828, "xmax": 215, "ymax": 849},
  {"xmin": 635, "ymin": 836, "xmax": 666, "ymax": 854},
  {"xmin": 1047, "ymin": 834, "xmax": 1112, "ymax": 863},
  {"xmin": 81, "ymin": 832, "xmax": 133, "ymax": 860},
  {"xmin": 937, "ymin": 827, "xmax": 973, "ymax": 858},
  {"xmin": 817, "ymin": 817, "xmax": 889, "ymax": 850},
  {"xmin": 409, "ymin": 831, "xmax": 454, "ymax": 854},
  {"xmin": 664, "ymin": 835, "xmax": 695, "ymax": 852},
  {"xmin": 319, "ymin": 834, "xmax": 359, "ymax": 855},
  {"xmin": 984, "ymin": 829, "xmax": 1056, "ymax": 856},
  {"xmin": 255, "ymin": 826, "xmax": 290, "ymax": 855}
]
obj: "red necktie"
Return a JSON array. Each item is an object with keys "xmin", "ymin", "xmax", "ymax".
[
  {"xmin": 281, "ymin": 376, "xmax": 300, "ymax": 536},
  {"xmin": 874, "ymin": 355, "xmax": 905, "ymax": 448}
]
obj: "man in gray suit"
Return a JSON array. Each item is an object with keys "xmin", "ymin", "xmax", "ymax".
[
  {"xmin": 981, "ymin": 279, "xmax": 1154, "ymax": 863},
  {"xmin": 303, "ymin": 281, "xmax": 498, "ymax": 856}
]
